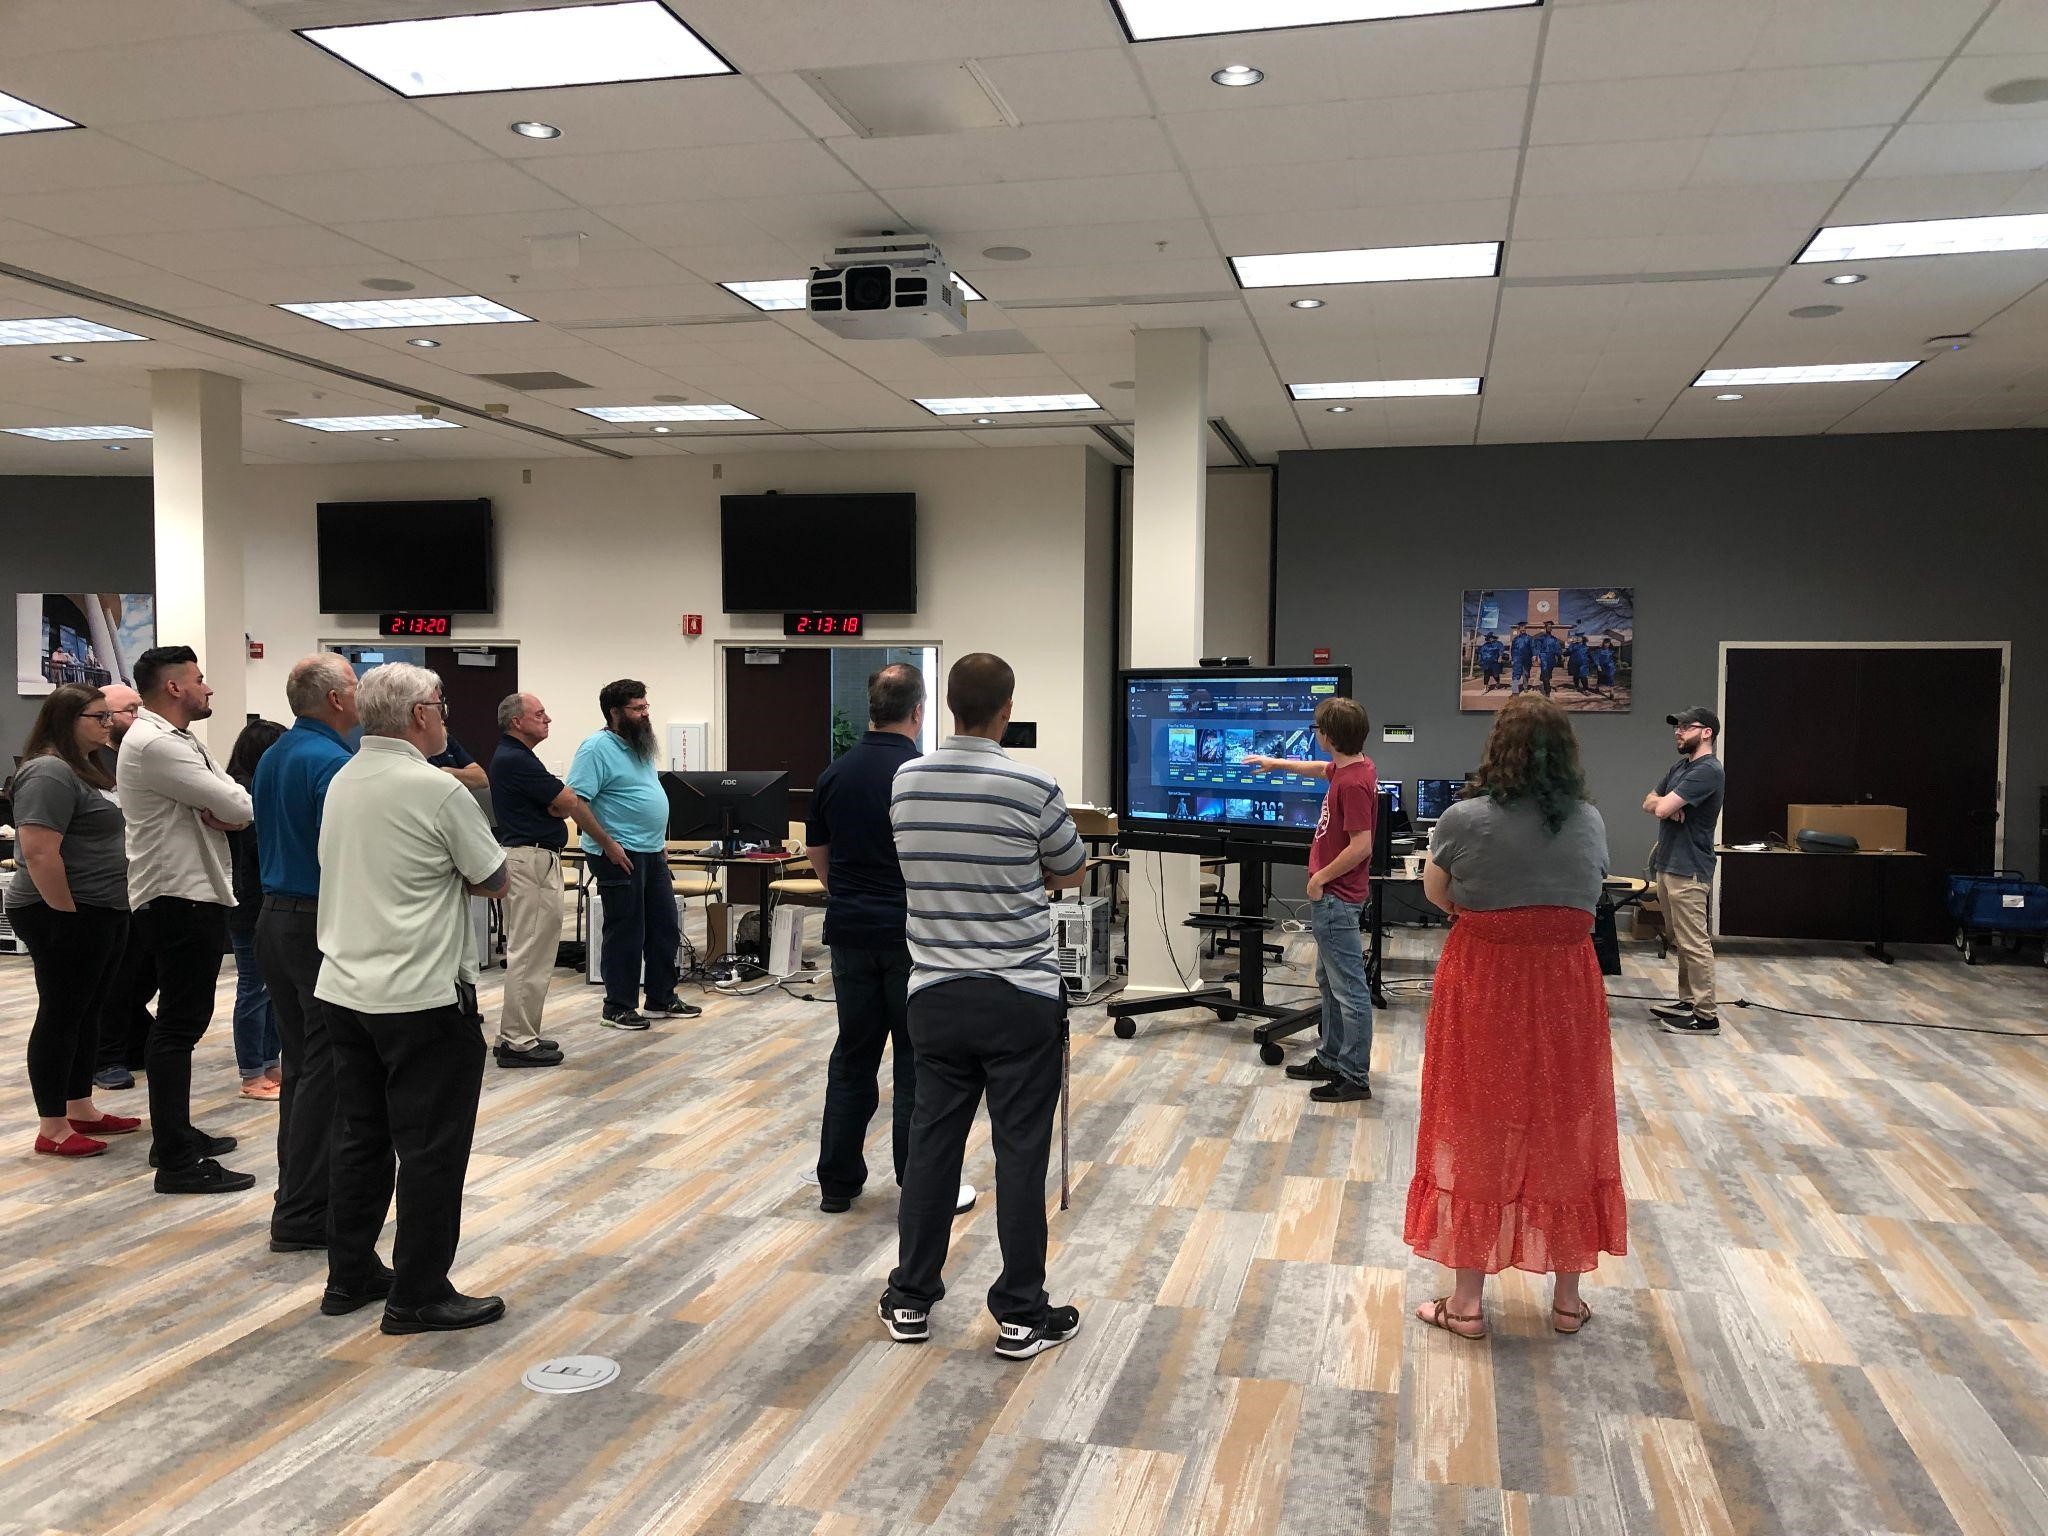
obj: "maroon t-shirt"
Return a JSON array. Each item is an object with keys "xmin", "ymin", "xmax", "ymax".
[{"xmin": 1309, "ymin": 757, "xmax": 1377, "ymax": 903}]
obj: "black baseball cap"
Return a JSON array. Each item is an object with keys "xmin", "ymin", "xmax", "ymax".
[{"xmin": 1666, "ymin": 707, "xmax": 1720, "ymax": 733}]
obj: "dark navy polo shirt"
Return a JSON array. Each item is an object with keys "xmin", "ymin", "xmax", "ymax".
[
  {"xmin": 428, "ymin": 733, "xmax": 475, "ymax": 770},
  {"xmin": 252, "ymin": 717, "xmax": 353, "ymax": 898},
  {"xmin": 807, "ymin": 730, "xmax": 919, "ymax": 949},
  {"xmin": 488, "ymin": 734, "xmax": 568, "ymax": 850}
]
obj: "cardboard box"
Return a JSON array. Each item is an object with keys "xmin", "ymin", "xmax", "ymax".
[{"xmin": 1788, "ymin": 803, "xmax": 1908, "ymax": 852}]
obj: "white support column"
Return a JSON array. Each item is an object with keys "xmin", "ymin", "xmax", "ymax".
[
  {"xmin": 1124, "ymin": 328, "xmax": 1208, "ymax": 996},
  {"xmin": 150, "ymin": 369, "xmax": 245, "ymax": 751}
]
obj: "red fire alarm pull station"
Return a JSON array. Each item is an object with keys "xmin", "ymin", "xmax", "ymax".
[
  {"xmin": 1312, "ymin": 647, "xmax": 1331, "ymax": 664},
  {"xmin": 683, "ymin": 614, "xmax": 703, "ymax": 637}
]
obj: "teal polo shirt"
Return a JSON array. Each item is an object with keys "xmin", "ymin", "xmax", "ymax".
[{"xmin": 565, "ymin": 729, "xmax": 668, "ymax": 855}]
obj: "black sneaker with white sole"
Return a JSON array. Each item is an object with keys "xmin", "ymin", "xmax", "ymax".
[
  {"xmin": 1284, "ymin": 1056, "xmax": 1341, "ymax": 1082},
  {"xmin": 877, "ymin": 1294, "xmax": 929, "ymax": 1343},
  {"xmin": 1661, "ymin": 1012, "xmax": 1720, "ymax": 1036},
  {"xmin": 994, "ymin": 1304, "xmax": 1081, "ymax": 1361},
  {"xmin": 600, "ymin": 1006, "xmax": 650, "ymax": 1031},
  {"xmin": 1648, "ymin": 1001, "xmax": 1697, "ymax": 1022},
  {"xmin": 652, "ymin": 998, "xmax": 702, "ymax": 1018}
]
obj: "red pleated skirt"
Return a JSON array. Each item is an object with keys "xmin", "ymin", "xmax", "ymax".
[{"xmin": 1402, "ymin": 907, "xmax": 1627, "ymax": 1275}]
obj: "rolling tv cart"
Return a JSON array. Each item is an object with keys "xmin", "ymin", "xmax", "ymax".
[{"xmin": 1108, "ymin": 832, "xmax": 1326, "ymax": 1066}]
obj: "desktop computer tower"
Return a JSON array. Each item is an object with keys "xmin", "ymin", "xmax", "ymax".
[{"xmin": 1053, "ymin": 895, "xmax": 1112, "ymax": 993}]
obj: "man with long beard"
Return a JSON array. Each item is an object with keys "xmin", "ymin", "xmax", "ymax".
[{"xmin": 567, "ymin": 679, "xmax": 700, "ymax": 1029}]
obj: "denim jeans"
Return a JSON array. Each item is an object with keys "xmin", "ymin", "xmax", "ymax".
[
  {"xmin": 1308, "ymin": 894, "xmax": 1373, "ymax": 1084},
  {"xmin": 591, "ymin": 850, "xmax": 680, "ymax": 1013},
  {"xmin": 228, "ymin": 926, "xmax": 280, "ymax": 1080}
]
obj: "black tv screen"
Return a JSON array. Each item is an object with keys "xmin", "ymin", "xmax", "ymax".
[
  {"xmin": 1119, "ymin": 667, "xmax": 1355, "ymax": 845},
  {"xmin": 721, "ymin": 492, "xmax": 917, "ymax": 613},
  {"xmin": 317, "ymin": 499, "xmax": 494, "ymax": 613}
]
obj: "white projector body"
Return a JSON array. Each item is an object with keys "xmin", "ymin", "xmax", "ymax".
[{"xmin": 808, "ymin": 239, "xmax": 967, "ymax": 340}]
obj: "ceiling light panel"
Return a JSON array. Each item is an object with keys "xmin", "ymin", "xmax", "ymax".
[
  {"xmin": 1290, "ymin": 378, "xmax": 1482, "ymax": 399},
  {"xmin": 0, "ymin": 318, "xmax": 147, "ymax": 346},
  {"xmin": 1232, "ymin": 243, "xmax": 1502, "ymax": 288},
  {"xmin": 3, "ymin": 425, "xmax": 153, "ymax": 440},
  {"xmin": 576, "ymin": 404, "xmax": 760, "ymax": 422},
  {"xmin": 1693, "ymin": 363, "xmax": 1920, "ymax": 386},
  {"xmin": 0, "ymin": 90, "xmax": 76, "ymax": 135},
  {"xmin": 282, "ymin": 416, "xmax": 463, "ymax": 432},
  {"xmin": 1114, "ymin": 0, "xmax": 1538, "ymax": 41},
  {"xmin": 298, "ymin": 1, "xmax": 734, "ymax": 98},
  {"xmin": 915, "ymin": 394, "xmax": 1101, "ymax": 415},
  {"xmin": 1796, "ymin": 213, "xmax": 2048, "ymax": 264},
  {"xmin": 278, "ymin": 296, "xmax": 533, "ymax": 330}
]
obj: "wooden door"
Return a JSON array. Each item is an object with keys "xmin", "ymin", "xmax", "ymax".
[
  {"xmin": 724, "ymin": 647, "xmax": 832, "ymax": 790},
  {"xmin": 426, "ymin": 646, "xmax": 518, "ymax": 767}
]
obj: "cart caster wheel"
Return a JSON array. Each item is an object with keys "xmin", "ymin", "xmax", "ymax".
[
  {"xmin": 1217, "ymin": 1009, "xmax": 1238, "ymax": 1023},
  {"xmin": 1259, "ymin": 1042, "xmax": 1285, "ymax": 1067},
  {"xmin": 1112, "ymin": 1017, "xmax": 1136, "ymax": 1040}
]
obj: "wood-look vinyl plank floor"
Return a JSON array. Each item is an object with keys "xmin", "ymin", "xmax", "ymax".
[{"xmin": 2, "ymin": 921, "xmax": 2046, "ymax": 1535}]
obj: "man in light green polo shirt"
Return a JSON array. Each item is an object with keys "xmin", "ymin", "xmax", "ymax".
[{"xmin": 314, "ymin": 662, "xmax": 509, "ymax": 1337}]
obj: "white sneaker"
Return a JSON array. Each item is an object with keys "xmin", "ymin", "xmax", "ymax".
[{"xmin": 955, "ymin": 1183, "xmax": 977, "ymax": 1215}]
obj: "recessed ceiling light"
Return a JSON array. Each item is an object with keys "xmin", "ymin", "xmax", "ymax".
[
  {"xmin": 3, "ymin": 425, "xmax": 153, "ymax": 440},
  {"xmin": 1927, "ymin": 333, "xmax": 1974, "ymax": 351},
  {"xmin": 981, "ymin": 246, "xmax": 1033, "ymax": 262},
  {"xmin": 652, "ymin": 394, "xmax": 689, "ymax": 404},
  {"xmin": 914, "ymin": 394, "xmax": 1100, "ymax": 416},
  {"xmin": 1211, "ymin": 64, "xmax": 1264, "ymax": 87},
  {"xmin": 1114, "ymin": 0, "xmax": 1538, "ymax": 42},
  {"xmin": 577, "ymin": 403, "xmax": 759, "ymax": 423},
  {"xmin": 361, "ymin": 276, "xmax": 416, "ymax": 293},
  {"xmin": 1715, "ymin": 393, "xmax": 1744, "ymax": 402},
  {"xmin": 1290, "ymin": 377, "xmax": 1482, "ymax": 400},
  {"xmin": 1796, "ymin": 212, "xmax": 2048, "ymax": 264},
  {"xmin": 510, "ymin": 120, "xmax": 561, "ymax": 139},
  {"xmin": 0, "ymin": 90, "xmax": 78, "ymax": 135},
  {"xmin": 374, "ymin": 435, "xmax": 398, "ymax": 442},
  {"xmin": 1289, "ymin": 297, "xmax": 1325, "ymax": 310},
  {"xmin": 0, "ymin": 317, "xmax": 147, "ymax": 346},
  {"xmin": 1789, "ymin": 304, "xmax": 1843, "ymax": 319},
  {"xmin": 1326, "ymin": 405, "xmax": 1352, "ymax": 414},
  {"xmin": 406, "ymin": 336, "xmax": 442, "ymax": 348},
  {"xmin": 1824, "ymin": 273, "xmax": 1866, "ymax": 286},
  {"xmin": 50, "ymin": 354, "xmax": 85, "ymax": 364},
  {"xmin": 974, "ymin": 417, "xmax": 996, "ymax": 425},
  {"xmin": 1231, "ymin": 242, "xmax": 1501, "ymax": 288},
  {"xmin": 1986, "ymin": 77, "xmax": 2048, "ymax": 106},
  {"xmin": 282, "ymin": 415, "xmax": 463, "ymax": 432},
  {"xmin": 721, "ymin": 274, "xmax": 984, "ymax": 311},
  {"xmin": 1109, "ymin": 380, "xmax": 1135, "ymax": 390},
  {"xmin": 279, "ymin": 296, "xmax": 533, "ymax": 330},
  {"xmin": 651, "ymin": 425, "xmax": 673, "ymax": 433},
  {"xmin": 298, "ymin": 1, "xmax": 734, "ymax": 98},
  {"xmin": 1694, "ymin": 363, "xmax": 1920, "ymax": 387},
  {"xmin": 106, "ymin": 444, "xmax": 128, "ymax": 452}
]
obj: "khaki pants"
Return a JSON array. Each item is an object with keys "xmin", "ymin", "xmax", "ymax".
[
  {"xmin": 499, "ymin": 846, "xmax": 563, "ymax": 1050},
  {"xmin": 1653, "ymin": 870, "xmax": 1715, "ymax": 1019}
]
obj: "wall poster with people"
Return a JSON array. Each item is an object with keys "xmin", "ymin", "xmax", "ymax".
[
  {"xmin": 1459, "ymin": 587, "xmax": 1633, "ymax": 713},
  {"xmin": 14, "ymin": 592, "xmax": 155, "ymax": 696}
]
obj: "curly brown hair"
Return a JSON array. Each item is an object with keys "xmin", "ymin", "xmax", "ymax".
[{"xmin": 1470, "ymin": 694, "xmax": 1590, "ymax": 834}]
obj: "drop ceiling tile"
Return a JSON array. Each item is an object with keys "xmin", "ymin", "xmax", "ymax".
[
  {"xmin": 110, "ymin": 104, "xmax": 496, "ymax": 182},
  {"xmin": 831, "ymin": 118, "xmax": 1179, "ymax": 190},
  {"xmin": 1126, "ymin": 32, "xmax": 1349, "ymax": 114},
  {"xmin": 974, "ymin": 48, "xmax": 1153, "ymax": 123},
  {"xmin": 1825, "ymin": 170, "xmax": 2038, "ymax": 221},
  {"xmin": 1163, "ymin": 103, "xmax": 1354, "ymax": 170},
  {"xmin": 1969, "ymin": 0, "xmax": 2048, "ymax": 56},
  {"xmin": 1325, "ymin": 10, "xmax": 1545, "ymax": 99},
  {"xmin": 519, "ymin": 141, "xmax": 864, "ymax": 207},
  {"xmin": 0, "ymin": 0, "xmax": 265, "ymax": 54},
  {"xmin": 3, "ymin": 180, "xmax": 308, "ymax": 238},
  {"xmin": 0, "ymin": 135, "xmax": 206, "ymax": 198},
  {"xmin": 889, "ymin": 173, "xmax": 1204, "ymax": 231},
  {"xmin": 1746, "ymin": 0, "xmax": 1987, "ymax": 67},
  {"xmin": 330, "ymin": 211, "xmax": 646, "ymax": 265},
  {"xmin": 1208, "ymin": 201, "xmax": 1513, "ymax": 258},
  {"xmin": 418, "ymin": 77, "xmax": 808, "ymax": 157},
  {"xmin": 1543, "ymin": 1, "xmax": 1775, "ymax": 84},
  {"xmin": 0, "ymin": 29, "xmax": 386, "ymax": 125},
  {"xmin": 680, "ymin": 0, "xmax": 1121, "ymax": 73},
  {"xmin": 1720, "ymin": 60, "xmax": 1940, "ymax": 133},
  {"xmin": 1865, "ymin": 120, "xmax": 2048, "ymax": 178},
  {"xmin": 233, "ymin": 162, "xmax": 572, "ymax": 224},
  {"xmin": 86, "ymin": 225, "xmax": 397, "ymax": 275},
  {"xmin": 1530, "ymin": 76, "xmax": 1737, "ymax": 146},
  {"xmin": 1522, "ymin": 138, "xmax": 1709, "ymax": 197},
  {"xmin": 1689, "ymin": 126, "xmax": 1887, "ymax": 184}
]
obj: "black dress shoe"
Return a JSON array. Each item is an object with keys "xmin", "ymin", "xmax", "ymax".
[
  {"xmin": 381, "ymin": 1293, "xmax": 506, "ymax": 1335},
  {"xmin": 1284, "ymin": 1057, "xmax": 1341, "ymax": 1081},
  {"xmin": 154, "ymin": 1158, "xmax": 257, "ymax": 1194},
  {"xmin": 269, "ymin": 1234, "xmax": 327, "ymax": 1253},
  {"xmin": 1308, "ymin": 1076, "xmax": 1372, "ymax": 1103},
  {"xmin": 820, "ymin": 1192, "xmax": 855, "ymax": 1213},
  {"xmin": 148, "ymin": 1131, "xmax": 238, "ymax": 1168},
  {"xmin": 494, "ymin": 1043, "xmax": 565, "ymax": 1068},
  {"xmin": 321, "ymin": 1265, "xmax": 395, "ymax": 1316}
]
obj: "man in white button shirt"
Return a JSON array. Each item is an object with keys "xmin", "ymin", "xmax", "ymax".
[
  {"xmin": 313, "ymin": 663, "xmax": 511, "ymax": 1335},
  {"xmin": 118, "ymin": 645, "xmax": 257, "ymax": 1195}
]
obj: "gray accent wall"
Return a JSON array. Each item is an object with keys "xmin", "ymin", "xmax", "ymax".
[
  {"xmin": 1, "ymin": 477, "xmax": 154, "ymax": 764},
  {"xmin": 1275, "ymin": 430, "xmax": 2048, "ymax": 880}
]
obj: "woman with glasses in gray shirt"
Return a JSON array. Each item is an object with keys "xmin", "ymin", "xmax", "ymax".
[{"xmin": 8, "ymin": 684, "xmax": 142, "ymax": 1158}]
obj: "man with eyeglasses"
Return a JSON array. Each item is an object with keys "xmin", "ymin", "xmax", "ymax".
[
  {"xmin": 314, "ymin": 663, "xmax": 510, "ymax": 1334},
  {"xmin": 86, "ymin": 684, "xmax": 156, "ymax": 1091},
  {"xmin": 1644, "ymin": 707, "xmax": 1725, "ymax": 1037}
]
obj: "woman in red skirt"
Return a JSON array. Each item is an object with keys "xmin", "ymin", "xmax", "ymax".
[{"xmin": 1404, "ymin": 695, "xmax": 1626, "ymax": 1337}]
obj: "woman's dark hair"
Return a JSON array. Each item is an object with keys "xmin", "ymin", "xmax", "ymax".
[
  {"xmin": 227, "ymin": 718, "xmax": 288, "ymax": 788},
  {"xmin": 22, "ymin": 683, "xmax": 114, "ymax": 791},
  {"xmin": 1470, "ymin": 694, "xmax": 1590, "ymax": 834}
]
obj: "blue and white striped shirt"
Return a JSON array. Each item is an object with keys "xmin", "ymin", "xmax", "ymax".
[{"xmin": 890, "ymin": 734, "xmax": 1087, "ymax": 1000}]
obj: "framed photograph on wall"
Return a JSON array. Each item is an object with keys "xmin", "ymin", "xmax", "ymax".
[
  {"xmin": 1460, "ymin": 587, "xmax": 1633, "ymax": 713},
  {"xmin": 15, "ymin": 592, "xmax": 155, "ymax": 697}
]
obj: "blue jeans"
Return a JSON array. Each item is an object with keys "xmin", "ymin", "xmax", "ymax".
[
  {"xmin": 1308, "ymin": 895, "xmax": 1373, "ymax": 1084},
  {"xmin": 591, "ymin": 850, "xmax": 681, "ymax": 1013},
  {"xmin": 228, "ymin": 926, "xmax": 280, "ymax": 1080}
]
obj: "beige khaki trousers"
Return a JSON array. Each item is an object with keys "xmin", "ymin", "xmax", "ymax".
[
  {"xmin": 499, "ymin": 846, "xmax": 563, "ymax": 1050},
  {"xmin": 1653, "ymin": 869, "xmax": 1715, "ymax": 1019}
]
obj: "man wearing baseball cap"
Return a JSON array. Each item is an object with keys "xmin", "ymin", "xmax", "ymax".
[{"xmin": 1643, "ymin": 707, "xmax": 1724, "ymax": 1035}]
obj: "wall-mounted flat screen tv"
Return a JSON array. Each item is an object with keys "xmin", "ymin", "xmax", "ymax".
[
  {"xmin": 317, "ymin": 498, "xmax": 494, "ymax": 613},
  {"xmin": 720, "ymin": 492, "xmax": 917, "ymax": 613}
]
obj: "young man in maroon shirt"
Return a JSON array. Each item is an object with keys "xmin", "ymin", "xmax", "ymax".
[{"xmin": 1244, "ymin": 696, "xmax": 1377, "ymax": 1101}]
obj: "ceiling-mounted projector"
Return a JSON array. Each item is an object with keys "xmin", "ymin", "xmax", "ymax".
[{"xmin": 809, "ymin": 237, "xmax": 966, "ymax": 340}]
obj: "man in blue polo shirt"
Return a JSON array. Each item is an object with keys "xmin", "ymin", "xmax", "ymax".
[
  {"xmin": 566, "ymin": 678, "xmax": 700, "ymax": 1029},
  {"xmin": 253, "ymin": 652, "xmax": 358, "ymax": 1253}
]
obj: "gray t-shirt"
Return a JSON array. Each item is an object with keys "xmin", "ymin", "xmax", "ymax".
[
  {"xmin": 1428, "ymin": 795, "xmax": 1608, "ymax": 913},
  {"xmin": 5, "ymin": 755, "xmax": 130, "ymax": 910},
  {"xmin": 1652, "ymin": 754, "xmax": 1724, "ymax": 879}
]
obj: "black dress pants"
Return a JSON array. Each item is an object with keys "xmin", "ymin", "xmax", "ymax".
[
  {"xmin": 327, "ymin": 990, "xmax": 487, "ymax": 1310},
  {"xmin": 816, "ymin": 943, "xmax": 915, "ymax": 1199},
  {"xmin": 887, "ymin": 977, "xmax": 1063, "ymax": 1325},
  {"xmin": 591, "ymin": 850, "xmax": 680, "ymax": 1014},
  {"xmin": 95, "ymin": 918, "xmax": 158, "ymax": 1072},
  {"xmin": 137, "ymin": 898, "xmax": 229, "ymax": 1170},
  {"xmin": 13, "ymin": 902, "xmax": 128, "ymax": 1117},
  {"xmin": 257, "ymin": 899, "xmax": 337, "ymax": 1244}
]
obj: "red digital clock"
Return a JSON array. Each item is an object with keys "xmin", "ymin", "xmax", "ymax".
[
  {"xmin": 380, "ymin": 613, "xmax": 453, "ymax": 637},
  {"xmin": 783, "ymin": 612, "xmax": 865, "ymax": 637}
]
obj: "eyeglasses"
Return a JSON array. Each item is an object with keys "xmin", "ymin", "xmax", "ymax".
[
  {"xmin": 417, "ymin": 698, "xmax": 450, "ymax": 717},
  {"xmin": 80, "ymin": 711, "xmax": 115, "ymax": 723}
]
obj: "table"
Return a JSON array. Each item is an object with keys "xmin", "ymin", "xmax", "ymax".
[
  {"xmin": 1714, "ymin": 847, "xmax": 1927, "ymax": 964},
  {"xmin": 669, "ymin": 849, "xmax": 809, "ymax": 958}
]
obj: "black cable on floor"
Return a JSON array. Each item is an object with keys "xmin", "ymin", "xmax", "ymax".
[{"xmin": 1607, "ymin": 989, "xmax": 2048, "ymax": 1040}]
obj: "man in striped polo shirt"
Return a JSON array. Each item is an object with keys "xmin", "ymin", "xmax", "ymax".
[{"xmin": 878, "ymin": 653, "xmax": 1089, "ymax": 1361}]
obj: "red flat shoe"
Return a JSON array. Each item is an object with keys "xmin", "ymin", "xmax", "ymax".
[
  {"xmin": 69, "ymin": 1114, "xmax": 141, "ymax": 1136},
  {"xmin": 35, "ymin": 1132, "xmax": 108, "ymax": 1158}
]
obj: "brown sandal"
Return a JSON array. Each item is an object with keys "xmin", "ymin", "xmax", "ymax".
[
  {"xmin": 1419, "ymin": 1297, "xmax": 1486, "ymax": 1339},
  {"xmin": 1551, "ymin": 1300, "xmax": 1593, "ymax": 1334}
]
